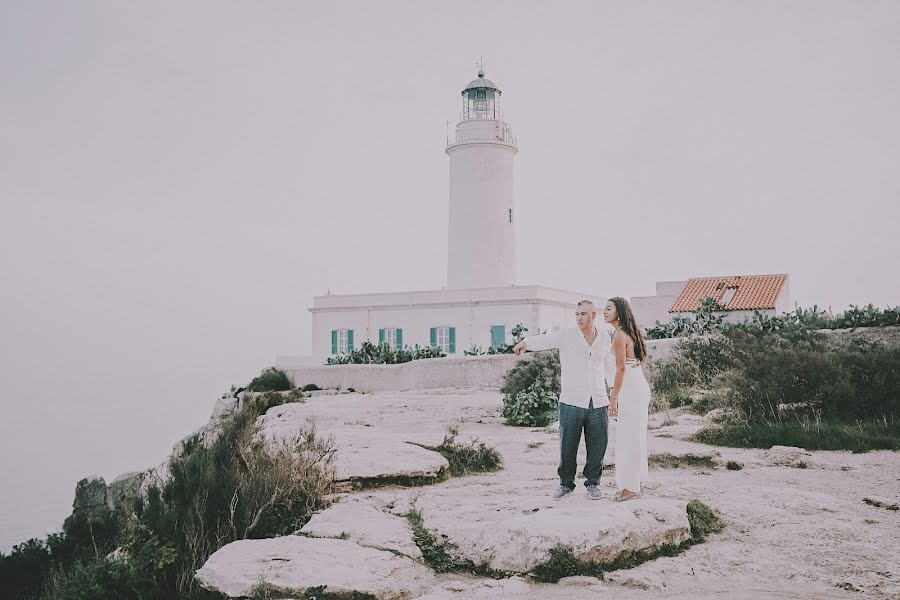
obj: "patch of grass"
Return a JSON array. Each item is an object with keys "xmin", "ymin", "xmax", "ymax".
[
  {"xmin": 694, "ymin": 420, "xmax": 900, "ymax": 452},
  {"xmin": 404, "ymin": 508, "xmax": 508, "ymax": 578},
  {"xmin": 342, "ymin": 472, "xmax": 449, "ymax": 491},
  {"xmin": 526, "ymin": 441, "xmax": 544, "ymax": 449},
  {"xmin": 417, "ymin": 428, "xmax": 503, "ymax": 477},
  {"xmin": 532, "ymin": 545, "xmax": 604, "ymax": 583},
  {"xmin": 686, "ymin": 499, "xmax": 723, "ymax": 543},
  {"xmin": 863, "ymin": 497, "xmax": 899, "ymax": 511},
  {"xmin": 726, "ymin": 461, "xmax": 743, "ymax": 471},
  {"xmin": 649, "ymin": 453, "xmax": 717, "ymax": 470}
]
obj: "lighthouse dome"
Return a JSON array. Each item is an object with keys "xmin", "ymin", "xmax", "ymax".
[{"xmin": 462, "ymin": 69, "xmax": 501, "ymax": 95}]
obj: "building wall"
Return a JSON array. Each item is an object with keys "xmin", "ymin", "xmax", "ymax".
[
  {"xmin": 629, "ymin": 280, "xmax": 687, "ymax": 328},
  {"xmin": 776, "ymin": 277, "xmax": 792, "ymax": 314},
  {"xmin": 630, "ymin": 295, "xmax": 680, "ymax": 328},
  {"xmin": 282, "ymin": 337, "xmax": 679, "ymax": 393},
  {"xmin": 312, "ymin": 302, "xmax": 541, "ymax": 361},
  {"xmin": 656, "ymin": 280, "xmax": 688, "ymax": 296},
  {"xmin": 309, "ymin": 287, "xmax": 606, "ymax": 362}
]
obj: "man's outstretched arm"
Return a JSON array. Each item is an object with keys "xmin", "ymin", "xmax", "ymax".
[{"xmin": 513, "ymin": 330, "xmax": 565, "ymax": 356}]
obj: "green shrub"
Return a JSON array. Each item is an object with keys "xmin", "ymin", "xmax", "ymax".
[
  {"xmin": 247, "ymin": 367, "xmax": 294, "ymax": 392},
  {"xmin": 724, "ymin": 336, "xmax": 899, "ymax": 423},
  {"xmin": 0, "ymin": 538, "xmax": 52, "ymax": 600},
  {"xmin": 127, "ymin": 400, "xmax": 336, "ymax": 598},
  {"xmin": 37, "ymin": 557, "xmax": 153, "ymax": 600},
  {"xmin": 686, "ymin": 499, "xmax": 723, "ymax": 543},
  {"xmin": 646, "ymin": 300, "xmax": 900, "ymax": 340},
  {"xmin": 301, "ymin": 383, "xmax": 321, "ymax": 392},
  {"xmin": 696, "ymin": 419, "xmax": 900, "ymax": 452},
  {"xmin": 420, "ymin": 428, "xmax": 503, "ymax": 476},
  {"xmin": 726, "ymin": 461, "xmax": 743, "ymax": 471},
  {"xmin": 649, "ymin": 333, "xmax": 732, "ymax": 408},
  {"xmin": 501, "ymin": 351, "xmax": 560, "ymax": 427},
  {"xmin": 646, "ymin": 298, "xmax": 726, "ymax": 339},
  {"xmin": 532, "ymin": 545, "xmax": 602, "ymax": 583},
  {"xmin": 502, "ymin": 380, "xmax": 559, "ymax": 427}
]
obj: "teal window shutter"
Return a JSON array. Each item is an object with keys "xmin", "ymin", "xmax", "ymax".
[
  {"xmin": 491, "ymin": 325, "xmax": 505, "ymax": 347},
  {"xmin": 379, "ymin": 329, "xmax": 385, "ymax": 345},
  {"xmin": 331, "ymin": 330, "xmax": 338, "ymax": 354},
  {"xmin": 430, "ymin": 327, "xmax": 437, "ymax": 347},
  {"xmin": 396, "ymin": 328, "xmax": 403, "ymax": 349},
  {"xmin": 347, "ymin": 329, "xmax": 354, "ymax": 352},
  {"xmin": 449, "ymin": 327, "xmax": 456, "ymax": 353}
]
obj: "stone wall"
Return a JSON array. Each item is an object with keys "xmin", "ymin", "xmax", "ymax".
[{"xmin": 283, "ymin": 338, "xmax": 680, "ymax": 393}]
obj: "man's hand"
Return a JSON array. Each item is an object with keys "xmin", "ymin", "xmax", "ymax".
[
  {"xmin": 608, "ymin": 402, "xmax": 618, "ymax": 418},
  {"xmin": 513, "ymin": 341, "xmax": 527, "ymax": 356}
]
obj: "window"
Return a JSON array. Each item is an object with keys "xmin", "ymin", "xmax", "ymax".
[
  {"xmin": 721, "ymin": 287, "xmax": 737, "ymax": 307},
  {"xmin": 491, "ymin": 325, "xmax": 506, "ymax": 347},
  {"xmin": 431, "ymin": 326, "xmax": 456, "ymax": 354},
  {"xmin": 332, "ymin": 329, "xmax": 353, "ymax": 354},
  {"xmin": 379, "ymin": 327, "xmax": 402, "ymax": 350}
]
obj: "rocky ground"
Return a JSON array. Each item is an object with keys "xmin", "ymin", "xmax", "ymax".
[{"xmin": 196, "ymin": 388, "xmax": 900, "ymax": 599}]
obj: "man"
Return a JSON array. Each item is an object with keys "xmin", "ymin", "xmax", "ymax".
[{"xmin": 513, "ymin": 300, "xmax": 615, "ymax": 500}]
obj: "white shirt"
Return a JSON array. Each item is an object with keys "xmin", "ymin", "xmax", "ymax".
[{"xmin": 523, "ymin": 325, "xmax": 616, "ymax": 409}]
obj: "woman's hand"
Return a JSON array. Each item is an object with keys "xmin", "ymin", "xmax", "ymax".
[{"xmin": 609, "ymin": 396, "xmax": 618, "ymax": 417}]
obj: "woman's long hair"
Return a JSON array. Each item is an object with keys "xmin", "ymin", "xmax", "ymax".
[{"xmin": 609, "ymin": 296, "xmax": 648, "ymax": 361}]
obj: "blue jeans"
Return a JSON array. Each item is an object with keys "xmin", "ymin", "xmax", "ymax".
[{"xmin": 558, "ymin": 399, "xmax": 608, "ymax": 489}]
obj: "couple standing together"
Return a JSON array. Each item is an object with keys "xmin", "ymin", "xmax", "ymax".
[{"xmin": 513, "ymin": 297, "xmax": 650, "ymax": 502}]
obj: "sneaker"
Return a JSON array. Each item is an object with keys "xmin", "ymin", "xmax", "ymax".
[
  {"xmin": 552, "ymin": 485, "xmax": 574, "ymax": 500},
  {"xmin": 586, "ymin": 485, "xmax": 602, "ymax": 500}
]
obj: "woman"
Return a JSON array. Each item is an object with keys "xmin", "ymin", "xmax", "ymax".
[{"xmin": 604, "ymin": 297, "xmax": 651, "ymax": 502}]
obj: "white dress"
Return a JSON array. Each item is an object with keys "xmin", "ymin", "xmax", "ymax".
[{"xmin": 615, "ymin": 356, "xmax": 651, "ymax": 493}]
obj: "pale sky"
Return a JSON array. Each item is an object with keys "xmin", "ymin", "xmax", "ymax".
[{"xmin": 1, "ymin": 0, "xmax": 898, "ymax": 551}]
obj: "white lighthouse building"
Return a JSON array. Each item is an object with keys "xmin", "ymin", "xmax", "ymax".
[
  {"xmin": 291, "ymin": 69, "xmax": 605, "ymax": 364},
  {"xmin": 447, "ymin": 70, "xmax": 518, "ymax": 289}
]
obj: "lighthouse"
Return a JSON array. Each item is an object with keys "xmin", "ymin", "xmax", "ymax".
[
  {"xmin": 294, "ymin": 67, "xmax": 605, "ymax": 366},
  {"xmin": 446, "ymin": 69, "xmax": 518, "ymax": 289}
]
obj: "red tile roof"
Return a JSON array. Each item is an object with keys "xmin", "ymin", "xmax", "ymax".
[{"xmin": 669, "ymin": 274, "xmax": 788, "ymax": 313}]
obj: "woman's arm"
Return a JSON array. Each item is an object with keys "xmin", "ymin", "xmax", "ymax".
[{"xmin": 609, "ymin": 331, "xmax": 627, "ymax": 417}]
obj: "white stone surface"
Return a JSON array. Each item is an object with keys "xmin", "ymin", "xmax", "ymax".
[
  {"xmin": 194, "ymin": 536, "xmax": 435, "ymax": 599},
  {"xmin": 103, "ymin": 383, "xmax": 900, "ymax": 599},
  {"xmin": 301, "ymin": 499, "xmax": 422, "ymax": 559},
  {"xmin": 418, "ymin": 576, "xmax": 532, "ymax": 600},
  {"xmin": 414, "ymin": 486, "xmax": 690, "ymax": 572}
]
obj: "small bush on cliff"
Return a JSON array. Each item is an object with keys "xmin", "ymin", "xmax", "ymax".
[
  {"xmin": 501, "ymin": 350, "xmax": 561, "ymax": 427},
  {"xmin": 247, "ymin": 367, "xmax": 294, "ymax": 392},
  {"xmin": 38, "ymin": 557, "xmax": 153, "ymax": 600},
  {"xmin": 420, "ymin": 427, "xmax": 503, "ymax": 476}
]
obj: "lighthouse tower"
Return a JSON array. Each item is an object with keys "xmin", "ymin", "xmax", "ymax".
[{"xmin": 446, "ymin": 69, "xmax": 518, "ymax": 289}]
